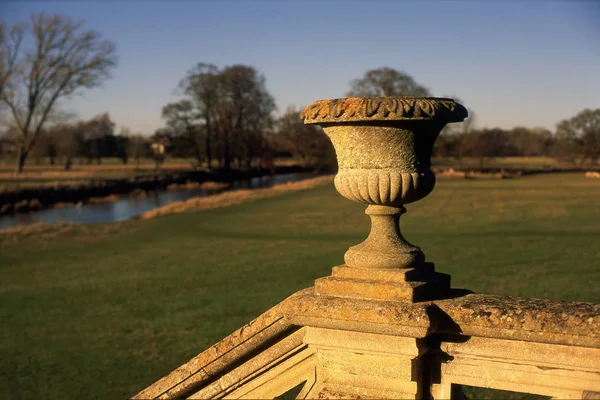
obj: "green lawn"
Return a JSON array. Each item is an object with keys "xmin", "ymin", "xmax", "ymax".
[{"xmin": 1, "ymin": 173, "xmax": 599, "ymax": 399}]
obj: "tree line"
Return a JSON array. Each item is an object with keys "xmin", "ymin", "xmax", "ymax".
[
  {"xmin": 1, "ymin": 14, "xmax": 599, "ymax": 173},
  {"xmin": 435, "ymin": 118, "xmax": 600, "ymax": 167},
  {"xmin": 22, "ymin": 113, "xmax": 149, "ymax": 169}
]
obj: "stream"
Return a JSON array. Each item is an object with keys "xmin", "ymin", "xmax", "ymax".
[{"xmin": 0, "ymin": 172, "xmax": 317, "ymax": 230}]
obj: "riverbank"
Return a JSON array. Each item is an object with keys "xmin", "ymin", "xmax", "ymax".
[
  {"xmin": 0, "ymin": 175, "xmax": 334, "ymax": 236},
  {"xmin": 139, "ymin": 175, "xmax": 334, "ymax": 220},
  {"xmin": 0, "ymin": 165, "xmax": 312, "ymax": 216}
]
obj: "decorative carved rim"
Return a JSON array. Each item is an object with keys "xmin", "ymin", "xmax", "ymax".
[{"xmin": 301, "ymin": 97, "xmax": 468, "ymax": 124}]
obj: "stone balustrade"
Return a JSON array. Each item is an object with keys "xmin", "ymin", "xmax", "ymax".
[{"xmin": 134, "ymin": 97, "xmax": 599, "ymax": 399}]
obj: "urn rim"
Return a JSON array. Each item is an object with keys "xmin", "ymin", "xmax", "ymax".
[{"xmin": 301, "ymin": 96, "xmax": 468, "ymax": 125}]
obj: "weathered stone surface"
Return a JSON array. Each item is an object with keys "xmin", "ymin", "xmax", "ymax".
[
  {"xmin": 300, "ymin": 97, "xmax": 466, "ymax": 289},
  {"xmin": 300, "ymin": 97, "xmax": 467, "ymax": 124},
  {"xmin": 134, "ymin": 287, "xmax": 600, "ymax": 399},
  {"xmin": 303, "ymin": 327, "xmax": 421, "ymax": 398},
  {"xmin": 344, "ymin": 205, "xmax": 426, "ymax": 269},
  {"xmin": 287, "ymin": 288, "xmax": 433, "ymax": 338},
  {"xmin": 435, "ymin": 293, "xmax": 600, "ymax": 348},
  {"xmin": 314, "ymin": 263, "xmax": 450, "ymax": 302},
  {"xmin": 439, "ymin": 336, "xmax": 600, "ymax": 398}
]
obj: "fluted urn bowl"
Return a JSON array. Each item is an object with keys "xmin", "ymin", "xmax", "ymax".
[{"xmin": 301, "ymin": 97, "xmax": 467, "ymax": 269}]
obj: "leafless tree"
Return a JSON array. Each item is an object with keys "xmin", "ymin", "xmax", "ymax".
[
  {"xmin": 0, "ymin": 13, "xmax": 117, "ymax": 173},
  {"xmin": 49, "ymin": 122, "xmax": 82, "ymax": 170},
  {"xmin": 347, "ymin": 67, "xmax": 430, "ymax": 97},
  {"xmin": 274, "ymin": 105, "xmax": 335, "ymax": 170},
  {"xmin": 556, "ymin": 108, "xmax": 600, "ymax": 165},
  {"xmin": 173, "ymin": 63, "xmax": 276, "ymax": 170},
  {"xmin": 179, "ymin": 63, "xmax": 220, "ymax": 168},
  {"xmin": 435, "ymin": 96, "xmax": 476, "ymax": 164},
  {"xmin": 508, "ymin": 126, "xmax": 553, "ymax": 157},
  {"xmin": 127, "ymin": 133, "xmax": 148, "ymax": 168},
  {"xmin": 80, "ymin": 112, "xmax": 115, "ymax": 164},
  {"xmin": 162, "ymin": 100, "xmax": 203, "ymax": 167},
  {"xmin": 217, "ymin": 65, "xmax": 276, "ymax": 169}
]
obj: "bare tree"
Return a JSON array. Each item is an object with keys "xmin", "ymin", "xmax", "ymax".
[
  {"xmin": 467, "ymin": 128, "xmax": 513, "ymax": 168},
  {"xmin": 127, "ymin": 133, "xmax": 147, "ymax": 168},
  {"xmin": 508, "ymin": 126, "xmax": 553, "ymax": 157},
  {"xmin": 434, "ymin": 96, "xmax": 476, "ymax": 164},
  {"xmin": 161, "ymin": 100, "xmax": 203, "ymax": 167},
  {"xmin": 347, "ymin": 67, "xmax": 430, "ymax": 97},
  {"xmin": 32, "ymin": 127, "xmax": 58, "ymax": 165},
  {"xmin": 173, "ymin": 63, "xmax": 276, "ymax": 170},
  {"xmin": 275, "ymin": 105, "xmax": 335, "ymax": 170},
  {"xmin": 217, "ymin": 65, "xmax": 276, "ymax": 169},
  {"xmin": 179, "ymin": 63, "xmax": 220, "ymax": 169},
  {"xmin": 48, "ymin": 121, "xmax": 82, "ymax": 170},
  {"xmin": 556, "ymin": 108, "xmax": 600, "ymax": 165},
  {"xmin": 80, "ymin": 112, "xmax": 115, "ymax": 164},
  {"xmin": 0, "ymin": 13, "xmax": 117, "ymax": 173}
]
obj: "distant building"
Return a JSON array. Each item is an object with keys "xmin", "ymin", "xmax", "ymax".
[{"xmin": 150, "ymin": 135, "xmax": 172, "ymax": 155}]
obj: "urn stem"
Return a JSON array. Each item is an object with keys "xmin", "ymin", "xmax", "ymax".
[{"xmin": 344, "ymin": 205, "xmax": 425, "ymax": 269}]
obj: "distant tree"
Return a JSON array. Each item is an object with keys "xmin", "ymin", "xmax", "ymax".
[
  {"xmin": 80, "ymin": 113, "xmax": 115, "ymax": 164},
  {"xmin": 468, "ymin": 128, "xmax": 513, "ymax": 168},
  {"xmin": 556, "ymin": 109, "xmax": 600, "ymax": 164},
  {"xmin": 178, "ymin": 63, "xmax": 220, "ymax": 168},
  {"xmin": 0, "ymin": 13, "xmax": 117, "ymax": 173},
  {"xmin": 116, "ymin": 126, "xmax": 130, "ymax": 164},
  {"xmin": 32, "ymin": 120, "xmax": 84, "ymax": 170},
  {"xmin": 51, "ymin": 122, "xmax": 82, "ymax": 170},
  {"xmin": 33, "ymin": 128, "xmax": 59, "ymax": 165},
  {"xmin": 127, "ymin": 133, "xmax": 148, "ymax": 168},
  {"xmin": 434, "ymin": 96, "xmax": 476, "ymax": 163},
  {"xmin": 60, "ymin": 123, "xmax": 82, "ymax": 170},
  {"xmin": 161, "ymin": 100, "xmax": 203, "ymax": 167},
  {"xmin": 217, "ymin": 65, "xmax": 276, "ymax": 169},
  {"xmin": 174, "ymin": 63, "xmax": 276, "ymax": 170},
  {"xmin": 347, "ymin": 67, "xmax": 430, "ymax": 97},
  {"xmin": 507, "ymin": 126, "xmax": 553, "ymax": 157},
  {"xmin": 274, "ymin": 105, "xmax": 335, "ymax": 171}
]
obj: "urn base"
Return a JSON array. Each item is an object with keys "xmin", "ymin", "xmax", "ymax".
[{"xmin": 315, "ymin": 263, "xmax": 451, "ymax": 302}]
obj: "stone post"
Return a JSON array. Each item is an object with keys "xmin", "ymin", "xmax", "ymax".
[{"xmin": 301, "ymin": 97, "xmax": 468, "ymax": 302}]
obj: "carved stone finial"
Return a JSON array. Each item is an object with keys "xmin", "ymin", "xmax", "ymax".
[{"xmin": 302, "ymin": 96, "xmax": 467, "ymax": 301}]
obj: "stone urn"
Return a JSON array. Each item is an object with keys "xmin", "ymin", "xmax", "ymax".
[{"xmin": 301, "ymin": 97, "xmax": 468, "ymax": 301}]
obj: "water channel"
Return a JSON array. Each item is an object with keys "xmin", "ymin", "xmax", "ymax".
[{"xmin": 0, "ymin": 172, "xmax": 317, "ymax": 230}]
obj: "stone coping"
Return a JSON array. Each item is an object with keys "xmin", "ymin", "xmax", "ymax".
[
  {"xmin": 435, "ymin": 292, "xmax": 600, "ymax": 347},
  {"xmin": 300, "ymin": 97, "xmax": 468, "ymax": 124},
  {"xmin": 134, "ymin": 288, "xmax": 600, "ymax": 399}
]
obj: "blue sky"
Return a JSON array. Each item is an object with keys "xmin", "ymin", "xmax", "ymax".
[{"xmin": 2, "ymin": 0, "xmax": 599, "ymax": 135}]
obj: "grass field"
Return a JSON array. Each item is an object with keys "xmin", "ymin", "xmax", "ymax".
[
  {"xmin": 1, "ymin": 173, "xmax": 599, "ymax": 399},
  {"xmin": 431, "ymin": 155, "xmax": 596, "ymax": 170}
]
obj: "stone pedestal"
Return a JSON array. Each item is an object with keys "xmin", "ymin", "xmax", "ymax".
[{"xmin": 315, "ymin": 263, "xmax": 450, "ymax": 302}]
